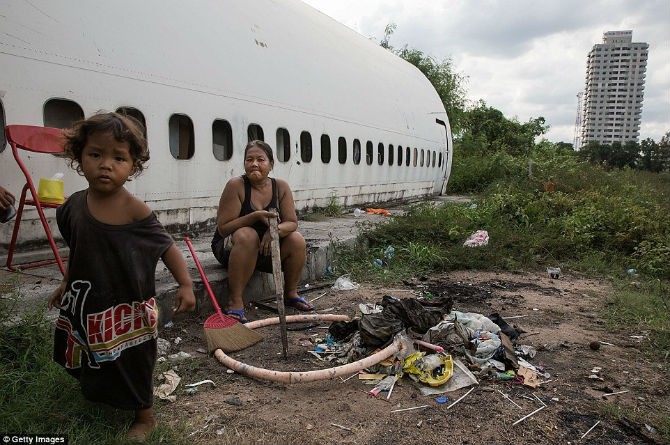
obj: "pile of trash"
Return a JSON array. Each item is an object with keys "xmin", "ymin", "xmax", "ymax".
[{"xmin": 313, "ymin": 294, "xmax": 549, "ymax": 398}]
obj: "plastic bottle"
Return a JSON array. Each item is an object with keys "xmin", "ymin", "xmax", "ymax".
[
  {"xmin": 373, "ymin": 258, "xmax": 383, "ymax": 267},
  {"xmin": 384, "ymin": 245, "xmax": 395, "ymax": 259},
  {"xmin": 353, "ymin": 208, "xmax": 364, "ymax": 217}
]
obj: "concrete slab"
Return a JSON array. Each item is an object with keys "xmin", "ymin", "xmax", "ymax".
[{"xmin": 0, "ymin": 209, "xmax": 394, "ymax": 326}]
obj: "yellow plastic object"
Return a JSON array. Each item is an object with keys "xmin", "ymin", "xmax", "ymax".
[
  {"xmin": 403, "ymin": 352, "xmax": 454, "ymax": 387},
  {"xmin": 37, "ymin": 178, "xmax": 64, "ymax": 204}
]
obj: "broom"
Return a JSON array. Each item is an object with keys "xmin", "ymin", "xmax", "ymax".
[{"xmin": 184, "ymin": 237, "xmax": 263, "ymax": 353}]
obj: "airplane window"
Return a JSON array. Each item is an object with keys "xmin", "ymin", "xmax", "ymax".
[
  {"xmin": 413, "ymin": 148, "xmax": 418, "ymax": 167},
  {"xmin": 320, "ymin": 134, "xmax": 331, "ymax": 163},
  {"xmin": 168, "ymin": 114, "xmax": 195, "ymax": 160},
  {"xmin": 338, "ymin": 137, "xmax": 347, "ymax": 164},
  {"xmin": 212, "ymin": 119, "xmax": 233, "ymax": 161},
  {"xmin": 439, "ymin": 152, "xmax": 443, "ymax": 168},
  {"xmin": 366, "ymin": 141, "xmax": 373, "ymax": 165},
  {"xmin": 405, "ymin": 147, "xmax": 410, "ymax": 166},
  {"xmin": 248, "ymin": 124, "xmax": 264, "ymax": 142},
  {"xmin": 432, "ymin": 150, "xmax": 436, "ymax": 167},
  {"xmin": 377, "ymin": 143, "xmax": 384, "ymax": 165},
  {"xmin": 398, "ymin": 145, "xmax": 403, "ymax": 166},
  {"xmin": 420, "ymin": 149, "xmax": 425, "ymax": 167},
  {"xmin": 388, "ymin": 144, "xmax": 394, "ymax": 166},
  {"xmin": 300, "ymin": 131, "xmax": 312, "ymax": 162},
  {"xmin": 43, "ymin": 98, "xmax": 84, "ymax": 129},
  {"xmin": 116, "ymin": 107, "xmax": 147, "ymax": 139},
  {"xmin": 0, "ymin": 100, "xmax": 5, "ymax": 152},
  {"xmin": 353, "ymin": 139, "xmax": 361, "ymax": 165},
  {"xmin": 276, "ymin": 128, "xmax": 291, "ymax": 162}
]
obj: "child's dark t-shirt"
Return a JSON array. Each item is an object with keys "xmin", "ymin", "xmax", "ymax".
[{"xmin": 54, "ymin": 190, "xmax": 173, "ymax": 410}]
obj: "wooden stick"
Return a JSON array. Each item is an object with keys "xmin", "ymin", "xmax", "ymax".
[
  {"xmin": 580, "ymin": 420, "xmax": 600, "ymax": 439},
  {"xmin": 504, "ymin": 315, "xmax": 529, "ymax": 319},
  {"xmin": 390, "ymin": 405, "xmax": 431, "ymax": 413},
  {"xmin": 310, "ymin": 291, "xmax": 328, "ymax": 303},
  {"xmin": 602, "ymin": 390, "xmax": 628, "ymax": 397},
  {"xmin": 498, "ymin": 389, "xmax": 522, "ymax": 409},
  {"xmin": 269, "ymin": 211, "xmax": 288, "ymax": 359},
  {"xmin": 331, "ymin": 423, "xmax": 352, "ymax": 432},
  {"xmin": 446, "ymin": 387, "xmax": 474, "ymax": 410},
  {"xmin": 512, "ymin": 405, "xmax": 546, "ymax": 426}
]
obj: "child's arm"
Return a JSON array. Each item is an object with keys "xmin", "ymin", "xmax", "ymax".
[
  {"xmin": 162, "ymin": 243, "xmax": 196, "ymax": 314},
  {"xmin": 48, "ymin": 273, "xmax": 68, "ymax": 310}
]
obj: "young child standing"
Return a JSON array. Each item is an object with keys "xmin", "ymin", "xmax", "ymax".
[{"xmin": 48, "ymin": 112, "xmax": 196, "ymax": 441}]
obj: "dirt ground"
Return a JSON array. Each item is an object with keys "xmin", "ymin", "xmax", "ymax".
[{"xmin": 155, "ymin": 270, "xmax": 669, "ymax": 445}]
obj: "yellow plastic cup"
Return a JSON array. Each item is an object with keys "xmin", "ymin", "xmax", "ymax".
[{"xmin": 37, "ymin": 178, "xmax": 65, "ymax": 204}]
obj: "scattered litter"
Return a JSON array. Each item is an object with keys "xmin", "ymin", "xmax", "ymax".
[
  {"xmin": 154, "ymin": 369, "xmax": 181, "ymax": 402},
  {"xmin": 224, "ymin": 396, "xmax": 242, "ymax": 406},
  {"xmin": 368, "ymin": 375, "xmax": 398, "ymax": 397},
  {"xmin": 157, "ymin": 338, "xmax": 171, "ymax": 356},
  {"xmin": 226, "ymin": 369, "xmax": 235, "ymax": 374},
  {"xmin": 168, "ymin": 351, "xmax": 192, "ymax": 361},
  {"xmin": 359, "ymin": 303, "xmax": 383, "ymax": 315},
  {"xmin": 310, "ymin": 291, "xmax": 328, "ymax": 303},
  {"xmin": 174, "ymin": 336, "xmax": 182, "ymax": 345},
  {"xmin": 163, "ymin": 321, "xmax": 174, "ymax": 328},
  {"xmin": 512, "ymin": 405, "xmax": 546, "ymax": 426},
  {"xmin": 516, "ymin": 345, "xmax": 537, "ymax": 358},
  {"xmin": 359, "ymin": 373, "xmax": 387, "ymax": 380},
  {"xmin": 195, "ymin": 347, "xmax": 208, "ymax": 354},
  {"xmin": 580, "ymin": 420, "xmax": 601, "ymax": 440},
  {"xmin": 416, "ymin": 359, "xmax": 477, "ymax": 395},
  {"xmin": 517, "ymin": 366, "xmax": 541, "ymax": 388},
  {"xmin": 332, "ymin": 275, "xmax": 359, "ymax": 291},
  {"xmin": 546, "ymin": 267, "xmax": 561, "ymax": 279},
  {"xmin": 446, "ymin": 387, "xmax": 474, "ymax": 410},
  {"xmin": 498, "ymin": 389, "xmax": 522, "ymax": 409},
  {"xmin": 463, "ymin": 230, "xmax": 489, "ymax": 247},
  {"xmin": 602, "ymin": 390, "xmax": 628, "ymax": 397},
  {"xmin": 365, "ymin": 208, "xmax": 391, "ymax": 216},
  {"xmin": 390, "ymin": 405, "xmax": 431, "ymax": 413},
  {"xmin": 184, "ymin": 387, "xmax": 198, "ymax": 395},
  {"xmin": 331, "ymin": 423, "xmax": 353, "ymax": 432},
  {"xmin": 185, "ymin": 380, "xmax": 216, "ymax": 388},
  {"xmin": 436, "ymin": 396, "xmax": 448, "ymax": 404},
  {"xmin": 340, "ymin": 371, "xmax": 361, "ymax": 383}
]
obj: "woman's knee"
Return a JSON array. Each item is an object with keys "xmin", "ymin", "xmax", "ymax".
[{"xmin": 231, "ymin": 227, "xmax": 260, "ymax": 248}]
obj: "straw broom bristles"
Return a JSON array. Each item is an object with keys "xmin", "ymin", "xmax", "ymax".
[{"xmin": 185, "ymin": 237, "xmax": 262, "ymax": 353}]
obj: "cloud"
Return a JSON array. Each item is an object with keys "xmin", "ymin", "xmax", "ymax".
[{"xmin": 303, "ymin": 0, "xmax": 670, "ymax": 142}]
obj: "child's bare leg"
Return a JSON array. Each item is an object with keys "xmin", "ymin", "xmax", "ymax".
[{"xmin": 126, "ymin": 407, "xmax": 157, "ymax": 441}]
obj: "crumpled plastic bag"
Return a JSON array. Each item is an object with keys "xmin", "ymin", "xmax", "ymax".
[
  {"xmin": 154, "ymin": 369, "xmax": 181, "ymax": 402},
  {"xmin": 403, "ymin": 352, "xmax": 454, "ymax": 387},
  {"xmin": 332, "ymin": 275, "xmax": 359, "ymax": 290},
  {"xmin": 463, "ymin": 230, "xmax": 489, "ymax": 247}
]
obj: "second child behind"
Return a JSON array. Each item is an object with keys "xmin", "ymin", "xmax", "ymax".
[{"xmin": 48, "ymin": 112, "xmax": 196, "ymax": 442}]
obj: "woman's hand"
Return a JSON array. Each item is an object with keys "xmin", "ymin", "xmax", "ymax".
[{"xmin": 254, "ymin": 209, "xmax": 279, "ymax": 226}]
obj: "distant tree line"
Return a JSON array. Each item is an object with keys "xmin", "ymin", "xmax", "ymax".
[
  {"xmin": 578, "ymin": 135, "xmax": 670, "ymax": 172},
  {"xmin": 380, "ymin": 24, "xmax": 669, "ymax": 172}
]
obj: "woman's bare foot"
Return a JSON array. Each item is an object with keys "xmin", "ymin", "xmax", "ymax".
[{"xmin": 126, "ymin": 408, "xmax": 157, "ymax": 442}]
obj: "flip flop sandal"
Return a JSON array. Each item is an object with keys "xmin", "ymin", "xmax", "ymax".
[
  {"xmin": 284, "ymin": 296, "xmax": 315, "ymax": 312},
  {"xmin": 224, "ymin": 308, "xmax": 249, "ymax": 324}
]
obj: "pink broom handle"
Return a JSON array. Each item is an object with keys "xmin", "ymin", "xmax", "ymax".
[{"xmin": 184, "ymin": 237, "xmax": 224, "ymax": 317}]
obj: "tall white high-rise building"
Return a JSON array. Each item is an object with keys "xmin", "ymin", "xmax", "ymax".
[{"xmin": 579, "ymin": 30, "xmax": 648, "ymax": 148}]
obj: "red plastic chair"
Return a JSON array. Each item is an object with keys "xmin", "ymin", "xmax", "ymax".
[{"xmin": 5, "ymin": 125, "xmax": 67, "ymax": 276}]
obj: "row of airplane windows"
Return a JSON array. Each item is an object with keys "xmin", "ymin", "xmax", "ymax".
[{"xmin": 0, "ymin": 99, "xmax": 444, "ymax": 170}]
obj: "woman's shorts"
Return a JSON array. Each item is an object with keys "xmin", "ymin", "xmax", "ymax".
[{"xmin": 212, "ymin": 235, "xmax": 273, "ymax": 273}]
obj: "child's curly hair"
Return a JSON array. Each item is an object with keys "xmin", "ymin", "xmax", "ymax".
[{"xmin": 63, "ymin": 111, "xmax": 149, "ymax": 177}]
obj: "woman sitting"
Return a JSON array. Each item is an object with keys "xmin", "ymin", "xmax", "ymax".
[{"xmin": 211, "ymin": 140, "xmax": 313, "ymax": 323}]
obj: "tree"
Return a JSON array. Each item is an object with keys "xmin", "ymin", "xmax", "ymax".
[{"xmin": 380, "ymin": 24, "xmax": 468, "ymax": 133}]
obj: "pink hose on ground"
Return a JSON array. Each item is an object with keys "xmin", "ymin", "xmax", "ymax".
[{"xmin": 213, "ymin": 314, "xmax": 404, "ymax": 383}]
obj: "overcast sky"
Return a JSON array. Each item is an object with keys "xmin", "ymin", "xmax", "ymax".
[{"xmin": 302, "ymin": 0, "xmax": 670, "ymax": 144}]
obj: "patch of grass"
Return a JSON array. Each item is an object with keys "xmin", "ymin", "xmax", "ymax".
[
  {"xmin": 604, "ymin": 279, "xmax": 670, "ymax": 357},
  {"xmin": 599, "ymin": 401, "xmax": 670, "ymax": 443}
]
